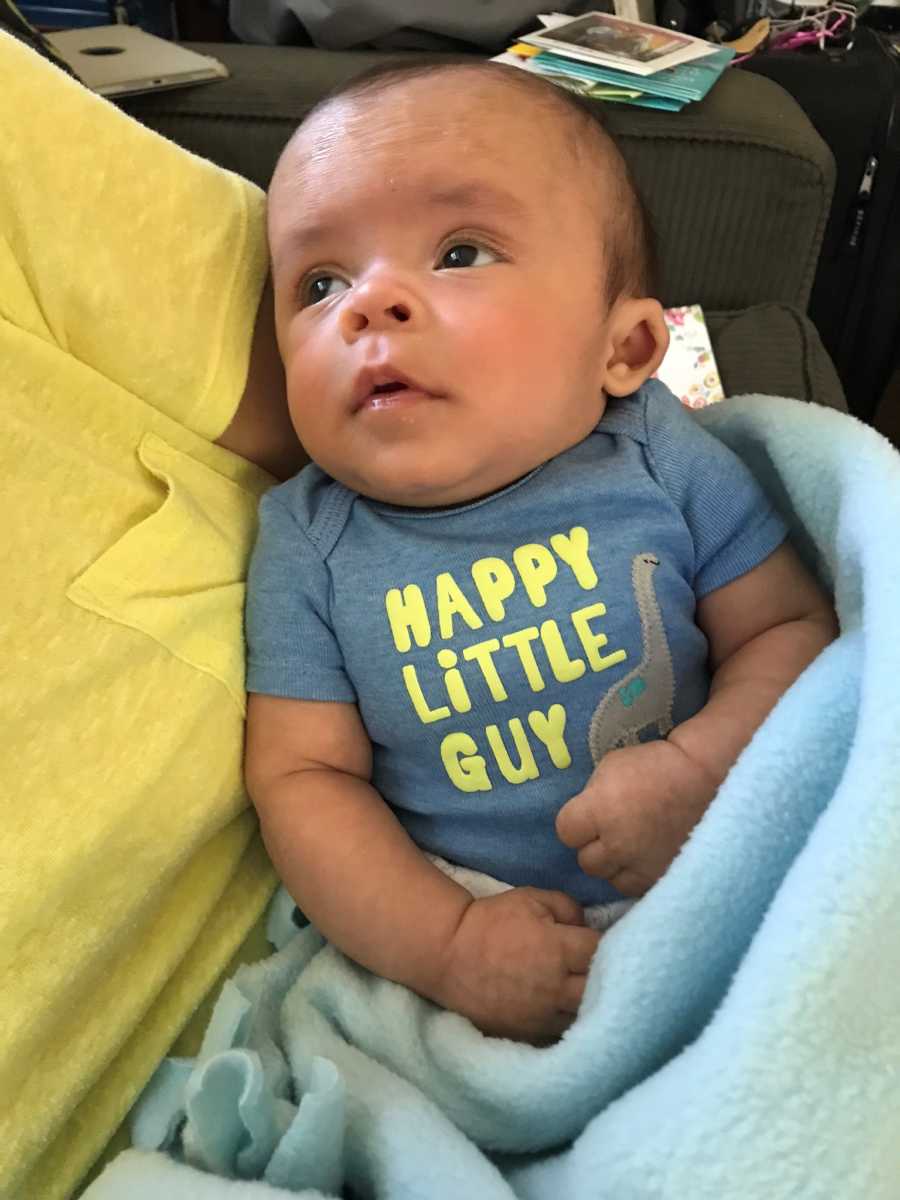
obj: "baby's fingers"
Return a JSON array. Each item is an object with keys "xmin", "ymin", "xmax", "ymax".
[
  {"xmin": 559, "ymin": 924, "xmax": 601, "ymax": 976},
  {"xmin": 607, "ymin": 866, "xmax": 654, "ymax": 897},
  {"xmin": 527, "ymin": 1011, "xmax": 575, "ymax": 1045},
  {"xmin": 555, "ymin": 792, "xmax": 598, "ymax": 850},
  {"xmin": 576, "ymin": 837, "xmax": 620, "ymax": 879},
  {"xmin": 578, "ymin": 838, "xmax": 658, "ymax": 895},
  {"xmin": 528, "ymin": 887, "xmax": 585, "ymax": 927},
  {"xmin": 558, "ymin": 972, "xmax": 589, "ymax": 1016}
]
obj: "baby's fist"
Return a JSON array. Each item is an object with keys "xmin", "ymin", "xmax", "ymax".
[
  {"xmin": 556, "ymin": 740, "xmax": 717, "ymax": 896},
  {"xmin": 432, "ymin": 888, "xmax": 600, "ymax": 1042}
]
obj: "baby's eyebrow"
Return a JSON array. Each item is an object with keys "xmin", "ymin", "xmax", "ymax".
[
  {"xmin": 279, "ymin": 179, "xmax": 528, "ymax": 259},
  {"xmin": 420, "ymin": 181, "xmax": 529, "ymax": 222}
]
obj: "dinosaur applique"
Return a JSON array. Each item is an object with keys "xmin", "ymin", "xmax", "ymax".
[{"xmin": 587, "ymin": 552, "xmax": 675, "ymax": 764}]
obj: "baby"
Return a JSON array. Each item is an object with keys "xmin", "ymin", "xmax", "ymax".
[{"xmin": 244, "ymin": 61, "xmax": 837, "ymax": 1042}]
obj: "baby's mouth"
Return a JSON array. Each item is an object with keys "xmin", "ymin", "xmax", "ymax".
[
  {"xmin": 353, "ymin": 368, "xmax": 438, "ymax": 413},
  {"xmin": 370, "ymin": 381, "xmax": 409, "ymax": 402},
  {"xmin": 364, "ymin": 382, "xmax": 424, "ymax": 411},
  {"xmin": 351, "ymin": 358, "xmax": 445, "ymax": 412}
]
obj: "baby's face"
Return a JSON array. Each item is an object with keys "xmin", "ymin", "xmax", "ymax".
[{"xmin": 268, "ymin": 75, "xmax": 616, "ymax": 506}]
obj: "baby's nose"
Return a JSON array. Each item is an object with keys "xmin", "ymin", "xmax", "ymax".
[{"xmin": 340, "ymin": 277, "xmax": 417, "ymax": 338}]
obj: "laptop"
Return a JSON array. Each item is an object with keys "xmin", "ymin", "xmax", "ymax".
[{"xmin": 45, "ymin": 23, "xmax": 228, "ymax": 97}]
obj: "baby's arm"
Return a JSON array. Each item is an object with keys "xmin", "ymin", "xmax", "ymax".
[
  {"xmin": 215, "ymin": 282, "xmax": 307, "ymax": 480},
  {"xmin": 246, "ymin": 693, "xmax": 599, "ymax": 1040},
  {"xmin": 557, "ymin": 542, "xmax": 838, "ymax": 895},
  {"xmin": 667, "ymin": 540, "xmax": 838, "ymax": 784}
]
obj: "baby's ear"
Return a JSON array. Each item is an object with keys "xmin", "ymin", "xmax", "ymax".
[{"xmin": 601, "ymin": 299, "xmax": 669, "ymax": 398}]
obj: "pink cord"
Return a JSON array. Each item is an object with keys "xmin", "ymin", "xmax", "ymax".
[{"xmin": 768, "ymin": 11, "xmax": 847, "ymax": 52}]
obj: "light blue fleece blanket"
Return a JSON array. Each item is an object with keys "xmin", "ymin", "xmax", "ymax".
[{"xmin": 85, "ymin": 396, "xmax": 900, "ymax": 1200}]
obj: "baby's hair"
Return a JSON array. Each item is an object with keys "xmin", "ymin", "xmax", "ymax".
[{"xmin": 286, "ymin": 58, "xmax": 659, "ymax": 305}]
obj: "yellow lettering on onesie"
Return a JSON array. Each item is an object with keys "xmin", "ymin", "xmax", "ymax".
[
  {"xmin": 527, "ymin": 704, "xmax": 571, "ymax": 769},
  {"xmin": 539, "ymin": 620, "xmax": 586, "ymax": 683},
  {"xmin": 512, "ymin": 543, "xmax": 558, "ymax": 607},
  {"xmin": 436, "ymin": 648, "xmax": 472, "ymax": 714},
  {"xmin": 441, "ymin": 732, "xmax": 492, "ymax": 792},
  {"xmin": 571, "ymin": 602, "xmax": 628, "ymax": 672},
  {"xmin": 550, "ymin": 527, "xmax": 599, "ymax": 589},
  {"xmin": 402, "ymin": 664, "xmax": 451, "ymax": 724},
  {"xmin": 462, "ymin": 638, "xmax": 508, "ymax": 702},
  {"xmin": 485, "ymin": 719, "xmax": 540, "ymax": 785},
  {"xmin": 470, "ymin": 556, "xmax": 516, "ymax": 621},
  {"xmin": 501, "ymin": 626, "xmax": 546, "ymax": 692},
  {"xmin": 435, "ymin": 571, "xmax": 484, "ymax": 640},
  {"xmin": 385, "ymin": 585, "xmax": 432, "ymax": 652}
]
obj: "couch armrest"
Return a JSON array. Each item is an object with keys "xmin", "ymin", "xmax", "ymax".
[{"xmin": 708, "ymin": 304, "xmax": 845, "ymax": 410}]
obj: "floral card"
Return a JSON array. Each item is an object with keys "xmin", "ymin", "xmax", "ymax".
[{"xmin": 656, "ymin": 304, "xmax": 724, "ymax": 409}]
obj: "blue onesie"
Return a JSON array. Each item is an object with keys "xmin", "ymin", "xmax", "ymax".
[{"xmin": 246, "ymin": 381, "xmax": 787, "ymax": 905}]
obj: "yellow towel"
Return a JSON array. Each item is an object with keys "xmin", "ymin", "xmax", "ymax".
[{"xmin": 0, "ymin": 34, "xmax": 278, "ymax": 1199}]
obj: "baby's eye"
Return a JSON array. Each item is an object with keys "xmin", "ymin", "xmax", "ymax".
[
  {"xmin": 301, "ymin": 273, "xmax": 350, "ymax": 307},
  {"xmin": 438, "ymin": 243, "xmax": 498, "ymax": 270}
]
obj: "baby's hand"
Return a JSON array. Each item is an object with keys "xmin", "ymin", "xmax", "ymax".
[
  {"xmin": 556, "ymin": 740, "xmax": 717, "ymax": 897},
  {"xmin": 430, "ymin": 889, "xmax": 600, "ymax": 1042}
]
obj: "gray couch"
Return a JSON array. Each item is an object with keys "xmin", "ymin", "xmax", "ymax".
[{"xmin": 121, "ymin": 42, "xmax": 846, "ymax": 411}]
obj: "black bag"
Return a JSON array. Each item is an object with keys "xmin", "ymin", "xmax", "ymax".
[{"xmin": 741, "ymin": 27, "xmax": 900, "ymax": 422}]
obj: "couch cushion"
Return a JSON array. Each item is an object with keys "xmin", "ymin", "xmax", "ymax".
[{"xmin": 708, "ymin": 304, "xmax": 845, "ymax": 411}]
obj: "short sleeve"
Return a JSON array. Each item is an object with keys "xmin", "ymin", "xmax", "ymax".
[
  {"xmin": 643, "ymin": 385, "xmax": 788, "ymax": 597},
  {"xmin": 246, "ymin": 492, "xmax": 357, "ymax": 702},
  {"xmin": 0, "ymin": 33, "xmax": 268, "ymax": 441}
]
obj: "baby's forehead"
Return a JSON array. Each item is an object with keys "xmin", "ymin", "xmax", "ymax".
[{"xmin": 280, "ymin": 73, "xmax": 594, "ymax": 186}]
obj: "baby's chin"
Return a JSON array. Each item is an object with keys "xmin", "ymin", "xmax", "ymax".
[{"xmin": 350, "ymin": 471, "xmax": 534, "ymax": 510}]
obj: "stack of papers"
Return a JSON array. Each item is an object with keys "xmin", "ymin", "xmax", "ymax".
[{"xmin": 494, "ymin": 11, "xmax": 733, "ymax": 111}]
